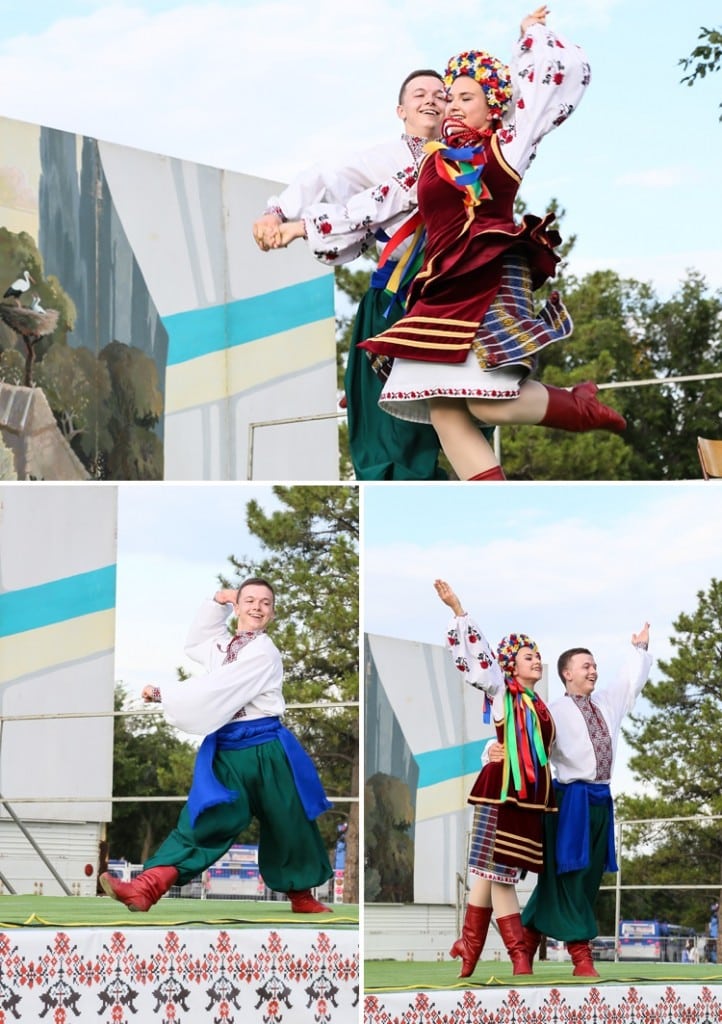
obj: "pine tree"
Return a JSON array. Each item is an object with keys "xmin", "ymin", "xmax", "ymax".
[{"xmin": 620, "ymin": 579, "xmax": 722, "ymax": 956}]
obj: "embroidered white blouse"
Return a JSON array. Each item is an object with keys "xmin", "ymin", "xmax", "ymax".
[{"xmin": 159, "ymin": 599, "xmax": 284, "ymax": 737}]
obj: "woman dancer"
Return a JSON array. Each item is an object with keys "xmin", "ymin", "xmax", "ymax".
[
  {"xmin": 361, "ymin": 8, "xmax": 625, "ymax": 479},
  {"xmin": 435, "ymin": 579, "xmax": 555, "ymax": 976}
]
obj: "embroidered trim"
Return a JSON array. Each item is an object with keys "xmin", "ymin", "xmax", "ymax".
[{"xmin": 383, "ymin": 385, "xmax": 520, "ymax": 400}]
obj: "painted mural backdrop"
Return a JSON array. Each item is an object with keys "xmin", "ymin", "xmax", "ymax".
[{"xmin": 0, "ymin": 117, "xmax": 337, "ymax": 481}]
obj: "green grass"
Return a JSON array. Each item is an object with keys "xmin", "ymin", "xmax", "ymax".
[
  {"xmin": 364, "ymin": 958, "xmax": 722, "ymax": 991},
  {"xmin": 0, "ymin": 895, "xmax": 358, "ymax": 930}
]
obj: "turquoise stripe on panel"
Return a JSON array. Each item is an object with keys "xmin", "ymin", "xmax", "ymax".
[
  {"xmin": 416, "ymin": 739, "xmax": 490, "ymax": 789},
  {"xmin": 164, "ymin": 276, "xmax": 334, "ymax": 366},
  {"xmin": 0, "ymin": 565, "xmax": 116, "ymax": 638}
]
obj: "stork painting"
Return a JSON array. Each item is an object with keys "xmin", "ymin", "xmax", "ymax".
[
  {"xmin": 3, "ymin": 270, "xmax": 35, "ymax": 300},
  {"xmin": 0, "ymin": 287, "xmax": 59, "ymax": 387}
]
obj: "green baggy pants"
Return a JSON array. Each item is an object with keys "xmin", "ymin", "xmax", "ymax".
[
  {"xmin": 145, "ymin": 740, "xmax": 333, "ymax": 893},
  {"xmin": 522, "ymin": 791, "xmax": 610, "ymax": 941}
]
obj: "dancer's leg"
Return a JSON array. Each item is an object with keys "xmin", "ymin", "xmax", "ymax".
[
  {"xmin": 429, "ymin": 398, "xmax": 498, "ymax": 478},
  {"xmin": 469, "ymin": 876, "xmax": 493, "ymax": 909},
  {"xmin": 490, "ymin": 879, "xmax": 520, "ymax": 918},
  {"xmin": 467, "ymin": 380, "xmax": 548, "ymax": 426},
  {"xmin": 468, "ymin": 380, "xmax": 625, "ymax": 432}
]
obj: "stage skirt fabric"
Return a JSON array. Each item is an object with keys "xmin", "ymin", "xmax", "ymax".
[
  {"xmin": 363, "ymin": 984, "xmax": 722, "ymax": 1024},
  {"xmin": 0, "ymin": 926, "xmax": 358, "ymax": 1023}
]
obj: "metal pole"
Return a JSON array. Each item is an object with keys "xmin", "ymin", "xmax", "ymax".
[
  {"xmin": 597, "ymin": 371, "xmax": 722, "ymax": 391},
  {"xmin": 0, "ymin": 868, "xmax": 17, "ymax": 895},
  {"xmin": 0, "ymin": 790, "xmax": 72, "ymax": 895},
  {"xmin": 247, "ymin": 410, "xmax": 345, "ymax": 479},
  {"xmin": 0, "ymin": 699, "xmax": 359, "ymax": 724},
  {"xmin": 614, "ymin": 820, "xmax": 622, "ymax": 962}
]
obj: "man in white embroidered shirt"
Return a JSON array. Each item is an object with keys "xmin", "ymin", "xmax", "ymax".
[
  {"xmin": 520, "ymin": 624, "xmax": 652, "ymax": 976},
  {"xmin": 100, "ymin": 579, "xmax": 333, "ymax": 914},
  {"xmin": 251, "ymin": 70, "xmax": 450, "ymax": 482}
]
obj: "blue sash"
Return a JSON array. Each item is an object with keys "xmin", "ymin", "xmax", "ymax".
[
  {"xmin": 187, "ymin": 717, "xmax": 332, "ymax": 827},
  {"xmin": 554, "ymin": 779, "xmax": 618, "ymax": 875}
]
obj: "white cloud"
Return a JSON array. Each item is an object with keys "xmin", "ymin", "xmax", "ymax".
[
  {"xmin": 363, "ymin": 485, "xmax": 722, "ymax": 793},
  {"xmin": 615, "ymin": 167, "xmax": 691, "ymax": 189}
]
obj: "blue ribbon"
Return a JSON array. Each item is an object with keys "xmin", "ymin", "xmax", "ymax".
[{"xmin": 187, "ymin": 717, "xmax": 332, "ymax": 827}]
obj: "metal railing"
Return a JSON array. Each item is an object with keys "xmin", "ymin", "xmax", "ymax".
[
  {"xmin": 246, "ymin": 410, "xmax": 346, "ymax": 479},
  {"xmin": 0, "ymin": 699, "xmax": 359, "ymax": 896},
  {"xmin": 456, "ymin": 812, "xmax": 722, "ymax": 962}
]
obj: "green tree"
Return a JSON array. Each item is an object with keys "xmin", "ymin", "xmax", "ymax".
[
  {"xmin": 0, "ymin": 347, "xmax": 24, "ymax": 386},
  {"xmin": 500, "ymin": 269, "xmax": 722, "ymax": 480},
  {"xmin": 222, "ymin": 485, "xmax": 359, "ymax": 901},
  {"xmin": 108, "ymin": 684, "xmax": 197, "ymax": 863},
  {"xmin": 609, "ymin": 794, "xmax": 720, "ymax": 939},
  {"xmin": 335, "ymin": 261, "xmax": 374, "ymax": 479},
  {"xmin": 364, "ymin": 773, "xmax": 414, "ymax": 902},
  {"xmin": 638, "ymin": 271, "xmax": 722, "ymax": 478},
  {"xmin": 0, "ymin": 229, "xmax": 76, "ymax": 357},
  {"xmin": 34, "ymin": 343, "xmax": 113, "ymax": 457},
  {"xmin": 680, "ymin": 26, "xmax": 722, "ymax": 118},
  {"xmin": 99, "ymin": 340, "xmax": 164, "ymax": 479},
  {"xmin": 621, "ymin": 578, "xmax": 722, "ymax": 957}
]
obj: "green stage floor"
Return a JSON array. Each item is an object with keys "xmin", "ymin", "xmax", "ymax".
[
  {"xmin": 0, "ymin": 895, "xmax": 358, "ymax": 930},
  {"xmin": 364, "ymin": 958, "xmax": 722, "ymax": 991}
]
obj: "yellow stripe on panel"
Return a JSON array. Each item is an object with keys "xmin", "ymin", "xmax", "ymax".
[
  {"xmin": 0, "ymin": 610, "xmax": 116, "ymax": 681},
  {"xmin": 165, "ymin": 319, "xmax": 335, "ymax": 414},
  {"xmin": 415, "ymin": 773, "xmax": 479, "ymax": 822}
]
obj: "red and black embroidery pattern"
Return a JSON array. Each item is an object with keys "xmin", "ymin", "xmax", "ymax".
[{"xmin": 0, "ymin": 928, "xmax": 358, "ymax": 1023}]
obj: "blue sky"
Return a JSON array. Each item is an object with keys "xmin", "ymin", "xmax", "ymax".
[
  {"xmin": 362, "ymin": 482, "xmax": 722, "ymax": 795},
  {"xmin": 114, "ymin": 484, "xmax": 282, "ymax": 695},
  {"xmin": 0, "ymin": 1, "xmax": 720, "ymax": 299}
]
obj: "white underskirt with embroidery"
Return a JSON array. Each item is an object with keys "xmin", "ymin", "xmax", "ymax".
[{"xmin": 378, "ymin": 353, "xmax": 526, "ymax": 424}]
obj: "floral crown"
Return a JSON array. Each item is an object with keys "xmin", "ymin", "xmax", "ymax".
[
  {"xmin": 496, "ymin": 633, "xmax": 539, "ymax": 681},
  {"xmin": 443, "ymin": 50, "xmax": 514, "ymax": 116}
]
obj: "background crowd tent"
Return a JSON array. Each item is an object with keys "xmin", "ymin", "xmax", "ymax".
[
  {"xmin": 0, "ymin": 115, "xmax": 337, "ymax": 481},
  {"xmin": 0, "ymin": 486, "xmax": 116, "ymax": 894}
]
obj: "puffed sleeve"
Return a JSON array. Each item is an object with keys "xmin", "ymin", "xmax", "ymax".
[
  {"xmin": 184, "ymin": 599, "xmax": 231, "ymax": 669},
  {"xmin": 264, "ymin": 138, "xmax": 422, "ymax": 266},
  {"xmin": 497, "ymin": 21, "xmax": 591, "ymax": 176},
  {"xmin": 265, "ymin": 158, "xmax": 384, "ymax": 221},
  {"xmin": 445, "ymin": 614, "xmax": 504, "ymax": 696},
  {"xmin": 595, "ymin": 643, "xmax": 653, "ymax": 732},
  {"xmin": 302, "ymin": 168, "xmax": 419, "ymax": 266}
]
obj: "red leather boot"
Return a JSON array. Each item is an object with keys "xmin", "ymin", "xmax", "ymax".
[
  {"xmin": 288, "ymin": 889, "xmax": 331, "ymax": 913},
  {"xmin": 467, "ymin": 466, "xmax": 506, "ymax": 480},
  {"xmin": 497, "ymin": 913, "xmax": 533, "ymax": 975},
  {"xmin": 99, "ymin": 865, "xmax": 179, "ymax": 912},
  {"xmin": 449, "ymin": 904, "xmax": 492, "ymax": 978},
  {"xmin": 566, "ymin": 939, "xmax": 600, "ymax": 977},
  {"xmin": 540, "ymin": 381, "xmax": 626, "ymax": 433}
]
